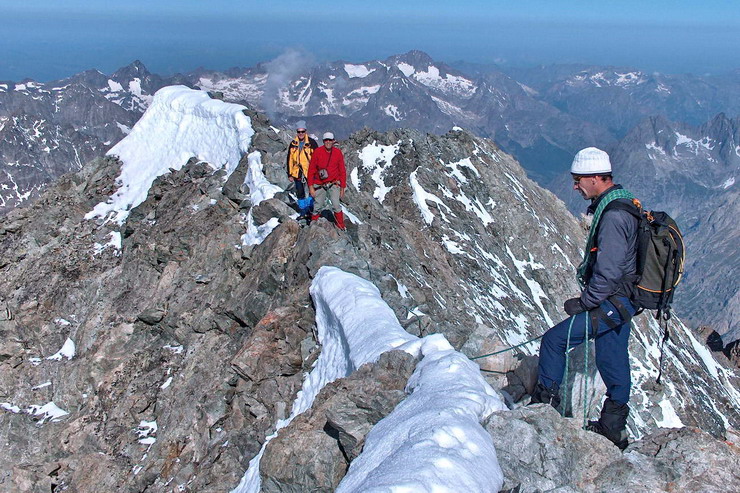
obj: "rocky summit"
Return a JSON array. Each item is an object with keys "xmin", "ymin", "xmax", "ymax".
[{"xmin": 0, "ymin": 90, "xmax": 739, "ymax": 492}]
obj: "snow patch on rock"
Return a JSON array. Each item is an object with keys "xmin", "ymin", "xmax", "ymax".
[
  {"xmin": 414, "ymin": 65, "xmax": 476, "ymax": 97},
  {"xmin": 358, "ymin": 141, "xmax": 400, "ymax": 203},
  {"xmin": 241, "ymin": 210, "xmax": 279, "ymax": 247},
  {"xmin": 344, "ymin": 64, "xmax": 375, "ymax": 78},
  {"xmin": 243, "ymin": 151, "xmax": 282, "ymax": 206},
  {"xmin": 137, "ymin": 420, "xmax": 158, "ymax": 445},
  {"xmin": 46, "ymin": 338, "xmax": 76, "ymax": 361},
  {"xmin": 27, "ymin": 402, "xmax": 69, "ymax": 424},
  {"xmin": 397, "ymin": 62, "xmax": 415, "ymax": 77},
  {"xmin": 383, "ymin": 104, "xmax": 401, "ymax": 121},
  {"xmin": 93, "ymin": 231, "xmax": 122, "ymax": 255},
  {"xmin": 409, "ymin": 168, "xmax": 452, "ymax": 225}
]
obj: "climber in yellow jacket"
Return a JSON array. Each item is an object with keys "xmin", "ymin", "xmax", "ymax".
[{"xmin": 286, "ymin": 120, "xmax": 318, "ymax": 221}]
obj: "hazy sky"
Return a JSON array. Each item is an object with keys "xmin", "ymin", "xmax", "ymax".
[{"xmin": 2, "ymin": 0, "xmax": 739, "ymax": 81}]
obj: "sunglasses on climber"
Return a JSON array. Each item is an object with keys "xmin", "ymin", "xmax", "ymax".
[{"xmin": 572, "ymin": 175, "xmax": 591, "ymax": 185}]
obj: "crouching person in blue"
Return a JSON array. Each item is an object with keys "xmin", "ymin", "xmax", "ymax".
[{"xmin": 531, "ymin": 147, "xmax": 638, "ymax": 450}]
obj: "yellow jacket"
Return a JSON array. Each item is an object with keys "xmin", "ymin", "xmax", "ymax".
[{"xmin": 286, "ymin": 135, "xmax": 319, "ymax": 179}]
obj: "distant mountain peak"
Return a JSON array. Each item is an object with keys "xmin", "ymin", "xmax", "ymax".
[
  {"xmin": 112, "ymin": 60, "xmax": 151, "ymax": 81},
  {"xmin": 386, "ymin": 50, "xmax": 436, "ymax": 69}
]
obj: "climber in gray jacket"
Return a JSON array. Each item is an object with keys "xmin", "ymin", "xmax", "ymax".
[{"xmin": 531, "ymin": 147, "xmax": 639, "ymax": 450}]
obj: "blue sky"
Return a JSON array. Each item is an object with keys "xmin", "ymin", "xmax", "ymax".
[{"xmin": 2, "ymin": 1, "xmax": 739, "ymax": 81}]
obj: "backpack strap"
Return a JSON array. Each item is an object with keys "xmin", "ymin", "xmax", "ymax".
[
  {"xmin": 656, "ymin": 317, "xmax": 671, "ymax": 385},
  {"xmin": 590, "ymin": 306, "xmax": 620, "ymax": 331},
  {"xmin": 603, "ymin": 199, "xmax": 641, "ymax": 219},
  {"xmin": 608, "ymin": 295, "xmax": 633, "ymax": 324},
  {"xmin": 604, "ymin": 199, "xmax": 648, "ymax": 281}
]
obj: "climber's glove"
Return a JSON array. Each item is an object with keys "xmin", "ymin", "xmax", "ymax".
[{"xmin": 564, "ymin": 297, "xmax": 587, "ymax": 316}]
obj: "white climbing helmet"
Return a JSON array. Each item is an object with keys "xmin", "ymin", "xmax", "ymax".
[{"xmin": 571, "ymin": 147, "xmax": 612, "ymax": 175}]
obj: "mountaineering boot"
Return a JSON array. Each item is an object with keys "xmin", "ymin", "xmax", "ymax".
[
  {"xmin": 311, "ymin": 213, "xmax": 320, "ymax": 223},
  {"xmin": 586, "ymin": 398, "xmax": 630, "ymax": 450},
  {"xmin": 528, "ymin": 382, "xmax": 561, "ymax": 409},
  {"xmin": 334, "ymin": 211, "xmax": 346, "ymax": 230}
]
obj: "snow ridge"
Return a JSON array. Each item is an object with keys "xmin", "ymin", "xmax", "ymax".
[
  {"xmin": 233, "ymin": 266, "xmax": 504, "ymax": 492},
  {"xmin": 337, "ymin": 335, "xmax": 504, "ymax": 492},
  {"xmin": 85, "ymin": 86, "xmax": 254, "ymax": 224}
]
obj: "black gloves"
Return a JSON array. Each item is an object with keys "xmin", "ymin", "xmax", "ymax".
[{"xmin": 564, "ymin": 297, "xmax": 587, "ymax": 316}]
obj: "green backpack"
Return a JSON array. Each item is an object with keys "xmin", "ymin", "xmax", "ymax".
[{"xmin": 630, "ymin": 208, "xmax": 685, "ymax": 318}]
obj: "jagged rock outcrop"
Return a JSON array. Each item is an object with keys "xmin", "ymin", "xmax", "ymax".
[
  {"xmin": 0, "ymin": 62, "xmax": 183, "ymax": 214},
  {"xmin": 259, "ymin": 350, "xmax": 417, "ymax": 492},
  {"xmin": 0, "ymin": 107, "xmax": 322, "ymax": 489},
  {"xmin": 486, "ymin": 405, "xmax": 740, "ymax": 493}
]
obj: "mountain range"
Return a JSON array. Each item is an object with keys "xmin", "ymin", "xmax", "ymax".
[{"xmin": 0, "ymin": 50, "xmax": 737, "ymax": 337}]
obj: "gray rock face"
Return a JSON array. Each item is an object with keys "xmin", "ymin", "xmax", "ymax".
[
  {"xmin": 604, "ymin": 427, "xmax": 740, "ymax": 492},
  {"xmin": 486, "ymin": 406, "xmax": 740, "ymax": 493},
  {"xmin": 0, "ymin": 104, "xmax": 738, "ymax": 492},
  {"xmin": 486, "ymin": 405, "xmax": 622, "ymax": 491},
  {"xmin": 0, "ymin": 116, "xmax": 318, "ymax": 490},
  {"xmin": 260, "ymin": 350, "xmax": 417, "ymax": 492}
]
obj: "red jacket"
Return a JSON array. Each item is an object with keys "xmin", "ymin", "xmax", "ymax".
[{"xmin": 308, "ymin": 145, "xmax": 346, "ymax": 188}]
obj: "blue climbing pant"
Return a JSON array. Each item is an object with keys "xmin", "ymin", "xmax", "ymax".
[{"xmin": 537, "ymin": 296, "xmax": 636, "ymax": 405}]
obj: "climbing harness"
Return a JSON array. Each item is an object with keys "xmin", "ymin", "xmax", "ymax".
[
  {"xmin": 581, "ymin": 315, "xmax": 591, "ymax": 428},
  {"xmin": 559, "ymin": 313, "xmax": 591, "ymax": 427},
  {"xmin": 561, "ymin": 315, "xmax": 577, "ymax": 419}
]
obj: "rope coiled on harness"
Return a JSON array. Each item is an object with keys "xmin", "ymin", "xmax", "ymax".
[{"xmin": 582, "ymin": 315, "xmax": 591, "ymax": 428}]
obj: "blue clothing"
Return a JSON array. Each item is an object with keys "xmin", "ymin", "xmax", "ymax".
[
  {"xmin": 295, "ymin": 179, "xmax": 308, "ymax": 200},
  {"xmin": 295, "ymin": 179, "xmax": 314, "ymax": 216},
  {"xmin": 538, "ymin": 296, "xmax": 636, "ymax": 404}
]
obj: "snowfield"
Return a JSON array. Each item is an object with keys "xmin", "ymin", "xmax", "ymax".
[{"xmin": 233, "ymin": 266, "xmax": 505, "ymax": 493}]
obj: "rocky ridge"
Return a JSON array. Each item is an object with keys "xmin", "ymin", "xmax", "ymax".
[
  {"xmin": 0, "ymin": 95, "xmax": 738, "ymax": 491},
  {"xmin": 3, "ymin": 54, "xmax": 738, "ymax": 339}
]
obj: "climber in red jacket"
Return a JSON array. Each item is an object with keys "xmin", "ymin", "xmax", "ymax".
[{"xmin": 308, "ymin": 132, "xmax": 347, "ymax": 230}]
